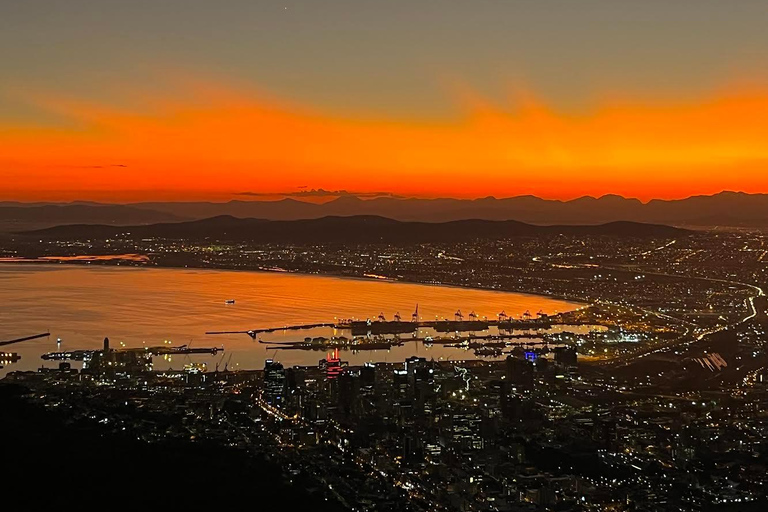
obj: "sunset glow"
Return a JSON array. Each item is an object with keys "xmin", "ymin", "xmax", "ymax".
[{"xmin": 3, "ymin": 82, "xmax": 768, "ymax": 202}]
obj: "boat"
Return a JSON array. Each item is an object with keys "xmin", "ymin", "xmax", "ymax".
[{"xmin": 225, "ymin": 299, "xmax": 236, "ymax": 305}]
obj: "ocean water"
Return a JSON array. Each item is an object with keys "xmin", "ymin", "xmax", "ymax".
[{"xmin": 0, "ymin": 264, "xmax": 584, "ymax": 375}]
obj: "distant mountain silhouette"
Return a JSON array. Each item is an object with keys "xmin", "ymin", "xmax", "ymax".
[
  {"xmin": 0, "ymin": 204, "xmax": 187, "ymax": 232},
  {"xmin": 129, "ymin": 191, "xmax": 768, "ymax": 226},
  {"xmin": 24, "ymin": 215, "xmax": 689, "ymax": 244},
  {"xmin": 4, "ymin": 191, "xmax": 768, "ymax": 231}
]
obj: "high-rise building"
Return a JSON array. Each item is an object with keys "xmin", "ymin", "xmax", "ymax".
[
  {"xmin": 324, "ymin": 348, "xmax": 343, "ymax": 380},
  {"xmin": 393, "ymin": 368, "xmax": 409, "ymax": 400},
  {"xmin": 554, "ymin": 346, "xmax": 578, "ymax": 368},
  {"xmin": 361, "ymin": 362, "xmax": 376, "ymax": 395},
  {"xmin": 506, "ymin": 355, "xmax": 534, "ymax": 387},
  {"xmin": 264, "ymin": 359, "xmax": 286, "ymax": 407}
]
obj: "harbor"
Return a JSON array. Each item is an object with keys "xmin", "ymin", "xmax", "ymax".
[{"xmin": 0, "ymin": 264, "xmax": 581, "ymax": 375}]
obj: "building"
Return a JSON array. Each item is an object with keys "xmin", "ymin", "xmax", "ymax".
[{"xmin": 264, "ymin": 359, "xmax": 286, "ymax": 407}]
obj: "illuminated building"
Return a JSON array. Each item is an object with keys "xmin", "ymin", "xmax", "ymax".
[{"xmin": 264, "ymin": 359, "xmax": 286, "ymax": 407}]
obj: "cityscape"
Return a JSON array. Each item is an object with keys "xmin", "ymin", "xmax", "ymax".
[
  {"xmin": 3, "ymin": 1, "xmax": 768, "ymax": 509},
  {"xmin": 2, "ymin": 222, "xmax": 768, "ymax": 510}
]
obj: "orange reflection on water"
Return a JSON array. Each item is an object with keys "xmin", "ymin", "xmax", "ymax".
[{"xmin": 0, "ymin": 264, "xmax": 581, "ymax": 374}]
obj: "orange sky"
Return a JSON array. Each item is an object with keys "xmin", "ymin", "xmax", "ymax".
[{"xmin": 3, "ymin": 82, "xmax": 768, "ymax": 202}]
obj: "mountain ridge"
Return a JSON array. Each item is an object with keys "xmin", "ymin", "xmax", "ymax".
[
  {"xmin": 22, "ymin": 215, "xmax": 689, "ymax": 244},
  {"xmin": 2, "ymin": 191, "xmax": 767, "ymax": 230}
]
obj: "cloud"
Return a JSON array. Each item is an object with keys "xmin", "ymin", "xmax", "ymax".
[
  {"xmin": 55, "ymin": 164, "xmax": 128, "ymax": 169},
  {"xmin": 236, "ymin": 188, "xmax": 403, "ymax": 199}
]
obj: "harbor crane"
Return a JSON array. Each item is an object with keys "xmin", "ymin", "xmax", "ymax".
[
  {"xmin": 377, "ymin": 312, "xmax": 386, "ymax": 322},
  {"xmin": 214, "ymin": 352, "xmax": 226, "ymax": 372},
  {"xmin": 522, "ymin": 310, "xmax": 532, "ymax": 320},
  {"xmin": 455, "ymin": 309, "xmax": 464, "ymax": 321},
  {"xmin": 393, "ymin": 311, "xmax": 402, "ymax": 322},
  {"xmin": 498, "ymin": 311, "xmax": 508, "ymax": 322},
  {"xmin": 468, "ymin": 310, "xmax": 478, "ymax": 321},
  {"xmin": 411, "ymin": 304, "xmax": 419, "ymax": 322}
]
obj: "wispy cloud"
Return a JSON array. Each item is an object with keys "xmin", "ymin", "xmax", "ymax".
[
  {"xmin": 55, "ymin": 164, "xmax": 128, "ymax": 169},
  {"xmin": 236, "ymin": 188, "xmax": 403, "ymax": 199}
]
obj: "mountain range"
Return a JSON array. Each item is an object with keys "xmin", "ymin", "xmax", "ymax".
[
  {"xmin": 24, "ymin": 216, "xmax": 688, "ymax": 244},
  {"xmin": 1, "ymin": 191, "xmax": 767, "ymax": 231}
]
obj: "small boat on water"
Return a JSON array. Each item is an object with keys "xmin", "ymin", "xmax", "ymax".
[{"xmin": 225, "ymin": 299, "xmax": 236, "ymax": 305}]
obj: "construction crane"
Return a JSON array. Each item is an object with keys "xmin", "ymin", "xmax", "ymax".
[{"xmin": 214, "ymin": 351, "xmax": 226, "ymax": 372}]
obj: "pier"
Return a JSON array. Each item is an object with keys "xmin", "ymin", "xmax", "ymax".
[
  {"xmin": 0, "ymin": 332, "xmax": 50, "ymax": 347},
  {"xmin": 206, "ymin": 323, "xmax": 335, "ymax": 338},
  {"xmin": 206, "ymin": 310, "xmax": 555, "ymax": 339},
  {"xmin": 257, "ymin": 330, "xmax": 558, "ymax": 353},
  {"xmin": 41, "ymin": 344, "xmax": 223, "ymax": 361}
]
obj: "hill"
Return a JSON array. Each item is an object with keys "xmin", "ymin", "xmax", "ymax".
[
  {"xmin": 4, "ymin": 191, "xmax": 768, "ymax": 230},
  {"xmin": 0, "ymin": 204, "xmax": 187, "ymax": 232},
  {"xmin": 23, "ymin": 215, "xmax": 689, "ymax": 244}
]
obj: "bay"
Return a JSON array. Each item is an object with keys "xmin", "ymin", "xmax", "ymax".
[{"xmin": 0, "ymin": 264, "xmax": 584, "ymax": 375}]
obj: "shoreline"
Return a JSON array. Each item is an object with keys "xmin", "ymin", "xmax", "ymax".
[{"xmin": 0, "ymin": 257, "xmax": 587, "ymax": 312}]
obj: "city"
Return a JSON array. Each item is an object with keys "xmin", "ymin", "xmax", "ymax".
[
  {"xmin": 3, "ymin": 1, "xmax": 768, "ymax": 509},
  {"xmin": 2, "ymin": 223, "xmax": 768, "ymax": 510}
]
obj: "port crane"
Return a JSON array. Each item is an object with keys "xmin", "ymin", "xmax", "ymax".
[
  {"xmin": 498, "ymin": 311, "xmax": 508, "ymax": 322},
  {"xmin": 393, "ymin": 311, "xmax": 402, "ymax": 322},
  {"xmin": 377, "ymin": 312, "xmax": 386, "ymax": 322},
  {"xmin": 454, "ymin": 309, "xmax": 464, "ymax": 321},
  {"xmin": 214, "ymin": 351, "xmax": 227, "ymax": 372},
  {"xmin": 411, "ymin": 304, "xmax": 419, "ymax": 322},
  {"xmin": 468, "ymin": 310, "xmax": 478, "ymax": 321}
]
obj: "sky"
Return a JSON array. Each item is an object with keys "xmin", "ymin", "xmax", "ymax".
[{"xmin": 2, "ymin": 0, "xmax": 768, "ymax": 202}]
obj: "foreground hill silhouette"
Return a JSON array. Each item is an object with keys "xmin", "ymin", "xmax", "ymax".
[
  {"xmin": 23, "ymin": 215, "xmax": 689, "ymax": 243},
  {"xmin": 3, "ymin": 191, "xmax": 767, "ymax": 230},
  {"xmin": 0, "ymin": 383, "xmax": 341, "ymax": 508}
]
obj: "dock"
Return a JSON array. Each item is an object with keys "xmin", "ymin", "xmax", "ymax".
[
  {"xmin": 207, "ymin": 315, "xmax": 554, "ymax": 339},
  {"xmin": 206, "ymin": 323, "xmax": 334, "ymax": 338}
]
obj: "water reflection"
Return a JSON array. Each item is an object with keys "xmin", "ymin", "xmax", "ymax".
[{"xmin": 0, "ymin": 264, "xmax": 584, "ymax": 375}]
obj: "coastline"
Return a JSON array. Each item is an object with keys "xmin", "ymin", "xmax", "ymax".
[{"xmin": 0, "ymin": 256, "xmax": 587, "ymax": 312}]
